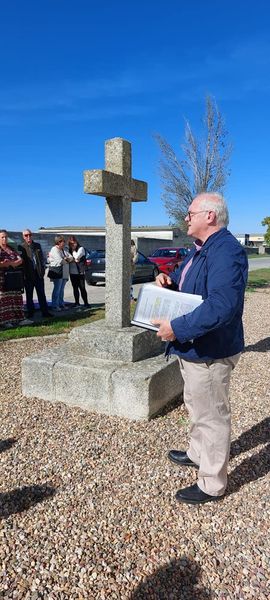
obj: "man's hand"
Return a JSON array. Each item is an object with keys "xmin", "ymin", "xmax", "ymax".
[
  {"xmin": 151, "ymin": 319, "xmax": 176, "ymax": 341},
  {"xmin": 155, "ymin": 272, "xmax": 172, "ymax": 288}
]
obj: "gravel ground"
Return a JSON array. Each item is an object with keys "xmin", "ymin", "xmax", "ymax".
[{"xmin": 0, "ymin": 291, "xmax": 269, "ymax": 600}]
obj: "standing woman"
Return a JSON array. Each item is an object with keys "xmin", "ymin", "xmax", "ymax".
[
  {"xmin": 48, "ymin": 236, "xmax": 72, "ymax": 311},
  {"xmin": 68, "ymin": 236, "xmax": 89, "ymax": 307},
  {"xmin": 0, "ymin": 229, "xmax": 24, "ymax": 328},
  {"xmin": 130, "ymin": 239, "xmax": 138, "ymax": 303}
]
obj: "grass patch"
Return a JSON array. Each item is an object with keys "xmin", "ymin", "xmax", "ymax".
[
  {"xmin": 2, "ymin": 270, "xmax": 268, "ymax": 341},
  {"xmin": 247, "ymin": 268, "xmax": 270, "ymax": 291},
  {"xmin": 1, "ymin": 302, "xmax": 137, "ymax": 341},
  {"xmin": 178, "ymin": 415, "xmax": 189, "ymax": 426},
  {"xmin": 0, "ymin": 306, "xmax": 105, "ymax": 341},
  {"xmin": 247, "ymin": 253, "xmax": 268, "ymax": 259}
]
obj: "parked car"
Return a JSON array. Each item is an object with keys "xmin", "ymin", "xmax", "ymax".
[
  {"xmin": 85, "ymin": 249, "xmax": 159, "ymax": 285},
  {"xmin": 147, "ymin": 247, "xmax": 189, "ymax": 275}
]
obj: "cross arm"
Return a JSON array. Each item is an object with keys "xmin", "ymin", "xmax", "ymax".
[{"xmin": 83, "ymin": 169, "xmax": 147, "ymax": 202}]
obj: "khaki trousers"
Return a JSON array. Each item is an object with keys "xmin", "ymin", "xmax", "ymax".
[{"xmin": 178, "ymin": 354, "xmax": 240, "ymax": 496}]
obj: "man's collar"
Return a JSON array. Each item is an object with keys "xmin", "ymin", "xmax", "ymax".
[
  {"xmin": 192, "ymin": 228, "xmax": 227, "ymax": 252},
  {"xmin": 200, "ymin": 227, "xmax": 227, "ymax": 247},
  {"xmin": 193, "ymin": 240, "xmax": 203, "ymax": 251}
]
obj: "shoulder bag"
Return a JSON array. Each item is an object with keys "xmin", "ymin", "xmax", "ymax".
[{"xmin": 47, "ymin": 265, "xmax": 63, "ymax": 279}]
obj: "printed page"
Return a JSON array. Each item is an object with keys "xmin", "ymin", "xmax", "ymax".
[{"xmin": 131, "ymin": 283, "xmax": 203, "ymax": 331}]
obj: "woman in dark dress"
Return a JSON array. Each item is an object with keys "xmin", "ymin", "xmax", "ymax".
[{"xmin": 0, "ymin": 229, "xmax": 24, "ymax": 328}]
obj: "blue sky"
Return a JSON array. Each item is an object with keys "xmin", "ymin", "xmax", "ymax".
[{"xmin": 1, "ymin": 0, "xmax": 270, "ymax": 234}]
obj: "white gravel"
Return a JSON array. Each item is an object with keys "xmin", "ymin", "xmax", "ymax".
[{"xmin": 0, "ymin": 290, "xmax": 269, "ymax": 599}]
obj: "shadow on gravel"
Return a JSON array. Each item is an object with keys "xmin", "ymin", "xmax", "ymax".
[
  {"xmin": 0, "ymin": 438, "xmax": 17, "ymax": 453},
  {"xmin": 0, "ymin": 483, "xmax": 56, "ymax": 519},
  {"xmin": 244, "ymin": 336, "xmax": 270, "ymax": 352},
  {"xmin": 230, "ymin": 417, "xmax": 270, "ymax": 458},
  {"xmin": 153, "ymin": 394, "xmax": 183, "ymax": 419},
  {"xmin": 130, "ymin": 557, "xmax": 212, "ymax": 599},
  {"xmin": 227, "ymin": 443, "xmax": 270, "ymax": 496}
]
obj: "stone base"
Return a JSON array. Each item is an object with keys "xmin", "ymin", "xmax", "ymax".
[
  {"xmin": 22, "ymin": 321, "xmax": 183, "ymax": 420},
  {"xmin": 68, "ymin": 319, "xmax": 164, "ymax": 362}
]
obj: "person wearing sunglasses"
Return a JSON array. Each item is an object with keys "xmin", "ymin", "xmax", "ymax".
[
  {"xmin": 152, "ymin": 192, "xmax": 248, "ymax": 505},
  {"xmin": 18, "ymin": 229, "xmax": 52, "ymax": 319}
]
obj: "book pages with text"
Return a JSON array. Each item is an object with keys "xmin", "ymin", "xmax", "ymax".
[{"xmin": 131, "ymin": 283, "xmax": 203, "ymax": 331}]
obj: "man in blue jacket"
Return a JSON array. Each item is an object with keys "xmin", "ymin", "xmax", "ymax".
[{"xmin": 152, "ymin": 192, "xmax": 248, "ymax": 505}]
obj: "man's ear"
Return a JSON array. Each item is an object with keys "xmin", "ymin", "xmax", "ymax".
[{"xmin": 208, "ymin": 210, "xmax": 216, "ymax": 224}]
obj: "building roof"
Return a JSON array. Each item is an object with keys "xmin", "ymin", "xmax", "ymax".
[{"xmin": 38, "ymin": 225, "xmax": 178, "ymax": 232}]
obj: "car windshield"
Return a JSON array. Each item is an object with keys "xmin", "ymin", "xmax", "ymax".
[{"xmin": 151, "ymin": 249, "xmax": 177, "ymax": 258}]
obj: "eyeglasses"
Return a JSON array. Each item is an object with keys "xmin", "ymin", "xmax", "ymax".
[
  {"xmin": 24, "ymin": 233, "xmax": 32, "ymax": 237},
  {"xmin": 186, "ymin": 210, "xmax": 209, "ymax": 220}
]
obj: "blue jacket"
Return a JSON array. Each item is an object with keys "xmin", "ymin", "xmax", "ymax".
[{"xmin": 166, "ymin": 228, "xmax": 248, "ymax": 361}]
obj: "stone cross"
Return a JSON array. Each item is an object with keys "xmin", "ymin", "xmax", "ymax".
[{"xmin": 83, "ymin": 138, "xmax": 147, "ymax": 327}]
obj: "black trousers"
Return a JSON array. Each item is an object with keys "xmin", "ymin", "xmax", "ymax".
[
  {"xmin": 70, "ymin": 274, "xmax": 88, "ymax": 305},
  {"xmin": 24, "ymin": 272, "xmax": 49, "ymax": 316}
]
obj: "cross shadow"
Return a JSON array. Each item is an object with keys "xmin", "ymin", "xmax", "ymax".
[
  {"xmin": 0, "ymin": 438, "xmax": 17, "ymax": 453},
  {"xmin": 244, "ymin": 337, "xmax": 270, "ymax": 352},
  {"xmin": 227, "ymin": 443, "xmax": 270, "ymax": 496},
  {"xmin": 0, "ymin": 483, "xmax": 56, "ymax": 519},
  {"xmin": 130, "ymin": 557, "xmax": 212, "ymax": 599},
  {"xmin": 230, "ymin": 417, "xmax": 270, "ymax": 458}
]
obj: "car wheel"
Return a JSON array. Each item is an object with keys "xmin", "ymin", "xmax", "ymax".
[{"xmin": 153, "ymin": 267, "xmax": 159, "ymax": 279}]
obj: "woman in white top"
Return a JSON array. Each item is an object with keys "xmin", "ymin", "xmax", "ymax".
[
  {"xmin": 68, "ymin": 236, "xmax": 89, "ymax": 307},
  {"xmin": 48, "ymin": 235, "xmax": 72, "ymax": 311}
]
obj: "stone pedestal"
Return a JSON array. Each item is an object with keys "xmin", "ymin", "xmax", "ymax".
[
  {"xmin": 22, "ymin": 321, "xmax": 183, "ymax": 420},
  {"xmin": 21, "ymin": 138, "xmax": 184, "ymax": 419}
]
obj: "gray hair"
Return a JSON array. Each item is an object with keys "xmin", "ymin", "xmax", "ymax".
[
  {"xmin": 54, "ymin": 235, "xmax": 65, "ymax": 245},
  {"xmin": 196, "ymin": 193, "xmax": 229, "ymax": 227}
]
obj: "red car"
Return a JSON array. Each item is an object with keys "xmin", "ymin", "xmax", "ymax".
[{"xmin": 148, "ymin": 247, "xmax": 189, "ymax": 275}]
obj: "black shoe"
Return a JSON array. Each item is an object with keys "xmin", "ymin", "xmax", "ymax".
[
  {"xmin": 175, "ymin": 483, "xmax": 222, "ymax": 505},
  {"xmin": 168, "ymin": 450, "xmax": 199, "ymax": 468}
]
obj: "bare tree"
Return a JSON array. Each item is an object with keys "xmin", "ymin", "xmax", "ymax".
[
  {"xmin": 155, "ymin": 96, "xmax": 232, "ymax": 226},
  {"xmin": 262, "ymin": 217, "xmax": 270, "ymax": 245}
]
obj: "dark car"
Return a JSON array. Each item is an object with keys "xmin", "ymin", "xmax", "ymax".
[
  {"xmin": 85, "ymin": 249, "xmax": 159, "ymax": 285},
  {"xmin": 147, "ymin": 247, "xmax": 189, "ymax": 275}
]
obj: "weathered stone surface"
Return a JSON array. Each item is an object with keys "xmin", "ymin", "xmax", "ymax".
[
  {"xmin": 69, "ymin": 320, "xmax": 164, "ymax": 362},
  {"xmin": 105, "ymin": 195, "xmax": 131, "ymax": 328},
  {"xmin": 22, "ymin": 347, "xmax": 182, "ymax": 420},
  {"xmin": 106, "ymin": 137, "xmax": 131, "ymax": 177},
  {"xmin": 84, "ymin": 137, "xmax": 147, "ymax": 328},
  {"xmin": 21, "ymin": 345, "xmax": 71, "ymax": 401},
  {"xmin": 83, "ymin": 170, "xmax": 147, "ymax": 201},
  {"xmin": 110, "ymin": 355, "xmax": 181, "ymax": 419}
]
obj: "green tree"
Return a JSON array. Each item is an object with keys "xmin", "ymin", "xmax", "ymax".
[
  {"xmin": 262, "ymin": 217, "xmax": 270, "ymax": 245},
  {"xmin": 155, "ymin": 96, "xmax": 232, "ymax": 227}
]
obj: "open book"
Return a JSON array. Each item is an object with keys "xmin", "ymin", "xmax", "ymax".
[{"xmin": 131, "ymin": 283, "xmax": 203, "ymax": 331}]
